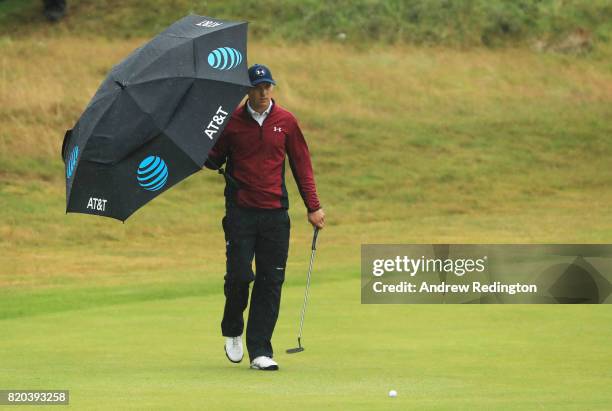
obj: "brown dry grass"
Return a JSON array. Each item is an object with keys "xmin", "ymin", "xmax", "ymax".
[{"xmin": 1, "ymin": 36, "xmax": 612, "ymax": 291}]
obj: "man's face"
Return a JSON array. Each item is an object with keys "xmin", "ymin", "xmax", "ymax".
[{"xmin": 248, "ymin": 82, "xmax": 273, "ymax": 112}]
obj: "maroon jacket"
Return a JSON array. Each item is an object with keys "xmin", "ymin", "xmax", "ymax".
[{"xmin": 205, "ymin": 100, "xmax": 321, "ymax": 212}]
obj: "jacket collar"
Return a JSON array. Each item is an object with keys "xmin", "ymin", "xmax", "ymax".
[
  {"xmin": 242, "ymin": 98, "xmax": 277, "ymax": 120},
  {"xmin": 246, "ymin": 100, "xmax": 273, "ymax": 117}
]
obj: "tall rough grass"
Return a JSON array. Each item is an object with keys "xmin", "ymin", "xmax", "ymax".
[
  {"xmin": 1, "ymin": 0, "xmax": 611, "ymax": 47},
  {"xmin": 1, "ymin": 38, "xmax": 611, "ymax": 266}
]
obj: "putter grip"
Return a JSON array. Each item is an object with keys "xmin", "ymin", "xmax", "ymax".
[{"xmin": 312, "ymin": 227, "xmax": 320, "ymax": 250}]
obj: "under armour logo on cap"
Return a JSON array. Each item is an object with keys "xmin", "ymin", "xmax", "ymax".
[{"xmin": 248, "ymin": 64, "xmax": 276, "ymax": 86}]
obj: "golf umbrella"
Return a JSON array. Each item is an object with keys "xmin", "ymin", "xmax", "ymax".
[{"xmin": 62, "ymin": 15, "xmax": 251, "ymax": 221}]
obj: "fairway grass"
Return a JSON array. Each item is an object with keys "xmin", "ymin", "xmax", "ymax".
[{"xmin": 1, "ymin": 279, "xmax": 611, "ymax": 410}]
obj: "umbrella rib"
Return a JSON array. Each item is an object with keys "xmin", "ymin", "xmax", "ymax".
[
  {"xmin": 192, "ymin": 39, "xmax": 198, "ymax": 83},
  {"xmin": 123, "ymin": 78, "xmax": 198, "ymax": 138},
  {"xmin": 84, "ymin": 79, "xmax": 122, "ymax": 112},
  {"xmin": 126, "ymin": 36, "xmax": 194, "ymax": 84},
  {"xmin": 129, "ymin": 76, "xmax": 251, "ymax": 89},
  {"xmin": 122, "ymin": 86, "xmax": 203, "ymax": 168},
  {"xmin": 122, "ymin": 87, "xmax": 166, "ymax": 134},
  {"xmin": 77, "ymin": 86, "xmax": 122, "ymax": 142},
  {"xmin": 66, "ymin": 86, "xmax": 122, "ymax": 195},
  {"xmin": 161, "ymin": 80, "xmax": 195, "ymax": 133}
]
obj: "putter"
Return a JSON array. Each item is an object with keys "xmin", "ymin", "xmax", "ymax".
[{"xmin": 286, "ymin": 226, "xmax": 320, "ymax": 354}]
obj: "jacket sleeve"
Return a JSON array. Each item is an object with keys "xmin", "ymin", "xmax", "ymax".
[
  {"xmin": 286, "ymin": 117, "xmax": 321, "ymax": 212},
  {"xmin": 204, "ymin": 129, "xmax": 230, "ymax": 170}
]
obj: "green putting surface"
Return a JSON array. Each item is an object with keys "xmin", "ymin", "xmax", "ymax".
[{"xmin": 1, "ymin": 278, "xmax": 610, "ymax": 410}]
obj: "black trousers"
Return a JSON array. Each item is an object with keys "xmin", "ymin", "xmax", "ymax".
[{"xmin": 221, "ymin": 206, "xmax": 290, "ymax": 361}]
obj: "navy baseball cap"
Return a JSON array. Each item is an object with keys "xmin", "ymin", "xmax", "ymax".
[{"xmin": 248, "ymin": 64, "xmax": 276, "ymax": 86}]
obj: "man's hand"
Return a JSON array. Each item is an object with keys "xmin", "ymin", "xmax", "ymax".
[{"xmin": 308, "ymin": 208, "xmax": 325, "ymax": 229}]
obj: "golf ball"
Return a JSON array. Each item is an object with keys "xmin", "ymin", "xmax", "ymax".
[{"xmin": 388, "ymin": 390, "xmax": 397, "ymax": 398}]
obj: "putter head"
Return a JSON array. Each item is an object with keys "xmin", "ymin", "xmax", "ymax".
[{"xmin": 286, "ymin": 337, "xmax": 304, "ymax": 354}]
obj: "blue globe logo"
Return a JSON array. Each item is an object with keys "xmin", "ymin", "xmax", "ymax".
[
  {"xmin": 66, "ymin": 146, "xmax": 79, "ymax": 179},
  {"xmin": 207, "ymin": 47, "xmax": 243, "ymax": 70},
  {"xmin": 137, "ymin": 156, "xmax": 168, "ymax": 191}
]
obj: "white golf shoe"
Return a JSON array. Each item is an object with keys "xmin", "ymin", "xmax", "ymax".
[
  {"xmin": 250, "ymin": 356, "xmax": 279, "ymax": 371},
  {"xmin": 224, "ymin": 335, "xmax": 243, "ymax": 363}
]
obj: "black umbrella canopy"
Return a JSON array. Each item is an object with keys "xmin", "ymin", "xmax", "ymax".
[{"xmin": 62, "ymin": 15, "xmax": 251, "ymax": 221}]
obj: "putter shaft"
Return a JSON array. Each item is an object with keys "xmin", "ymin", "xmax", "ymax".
[{"xmin": 287, "ymin": 227, "xmax": 319, "ymax": 354}]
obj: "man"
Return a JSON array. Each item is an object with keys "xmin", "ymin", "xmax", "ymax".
[
  {"xmin": 205, "ymin": 64, "xmax": 325, "ymax": 371},
  {"xmin": 42, "ymin": 0, "xmax": 67, "ymax": 22}
]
